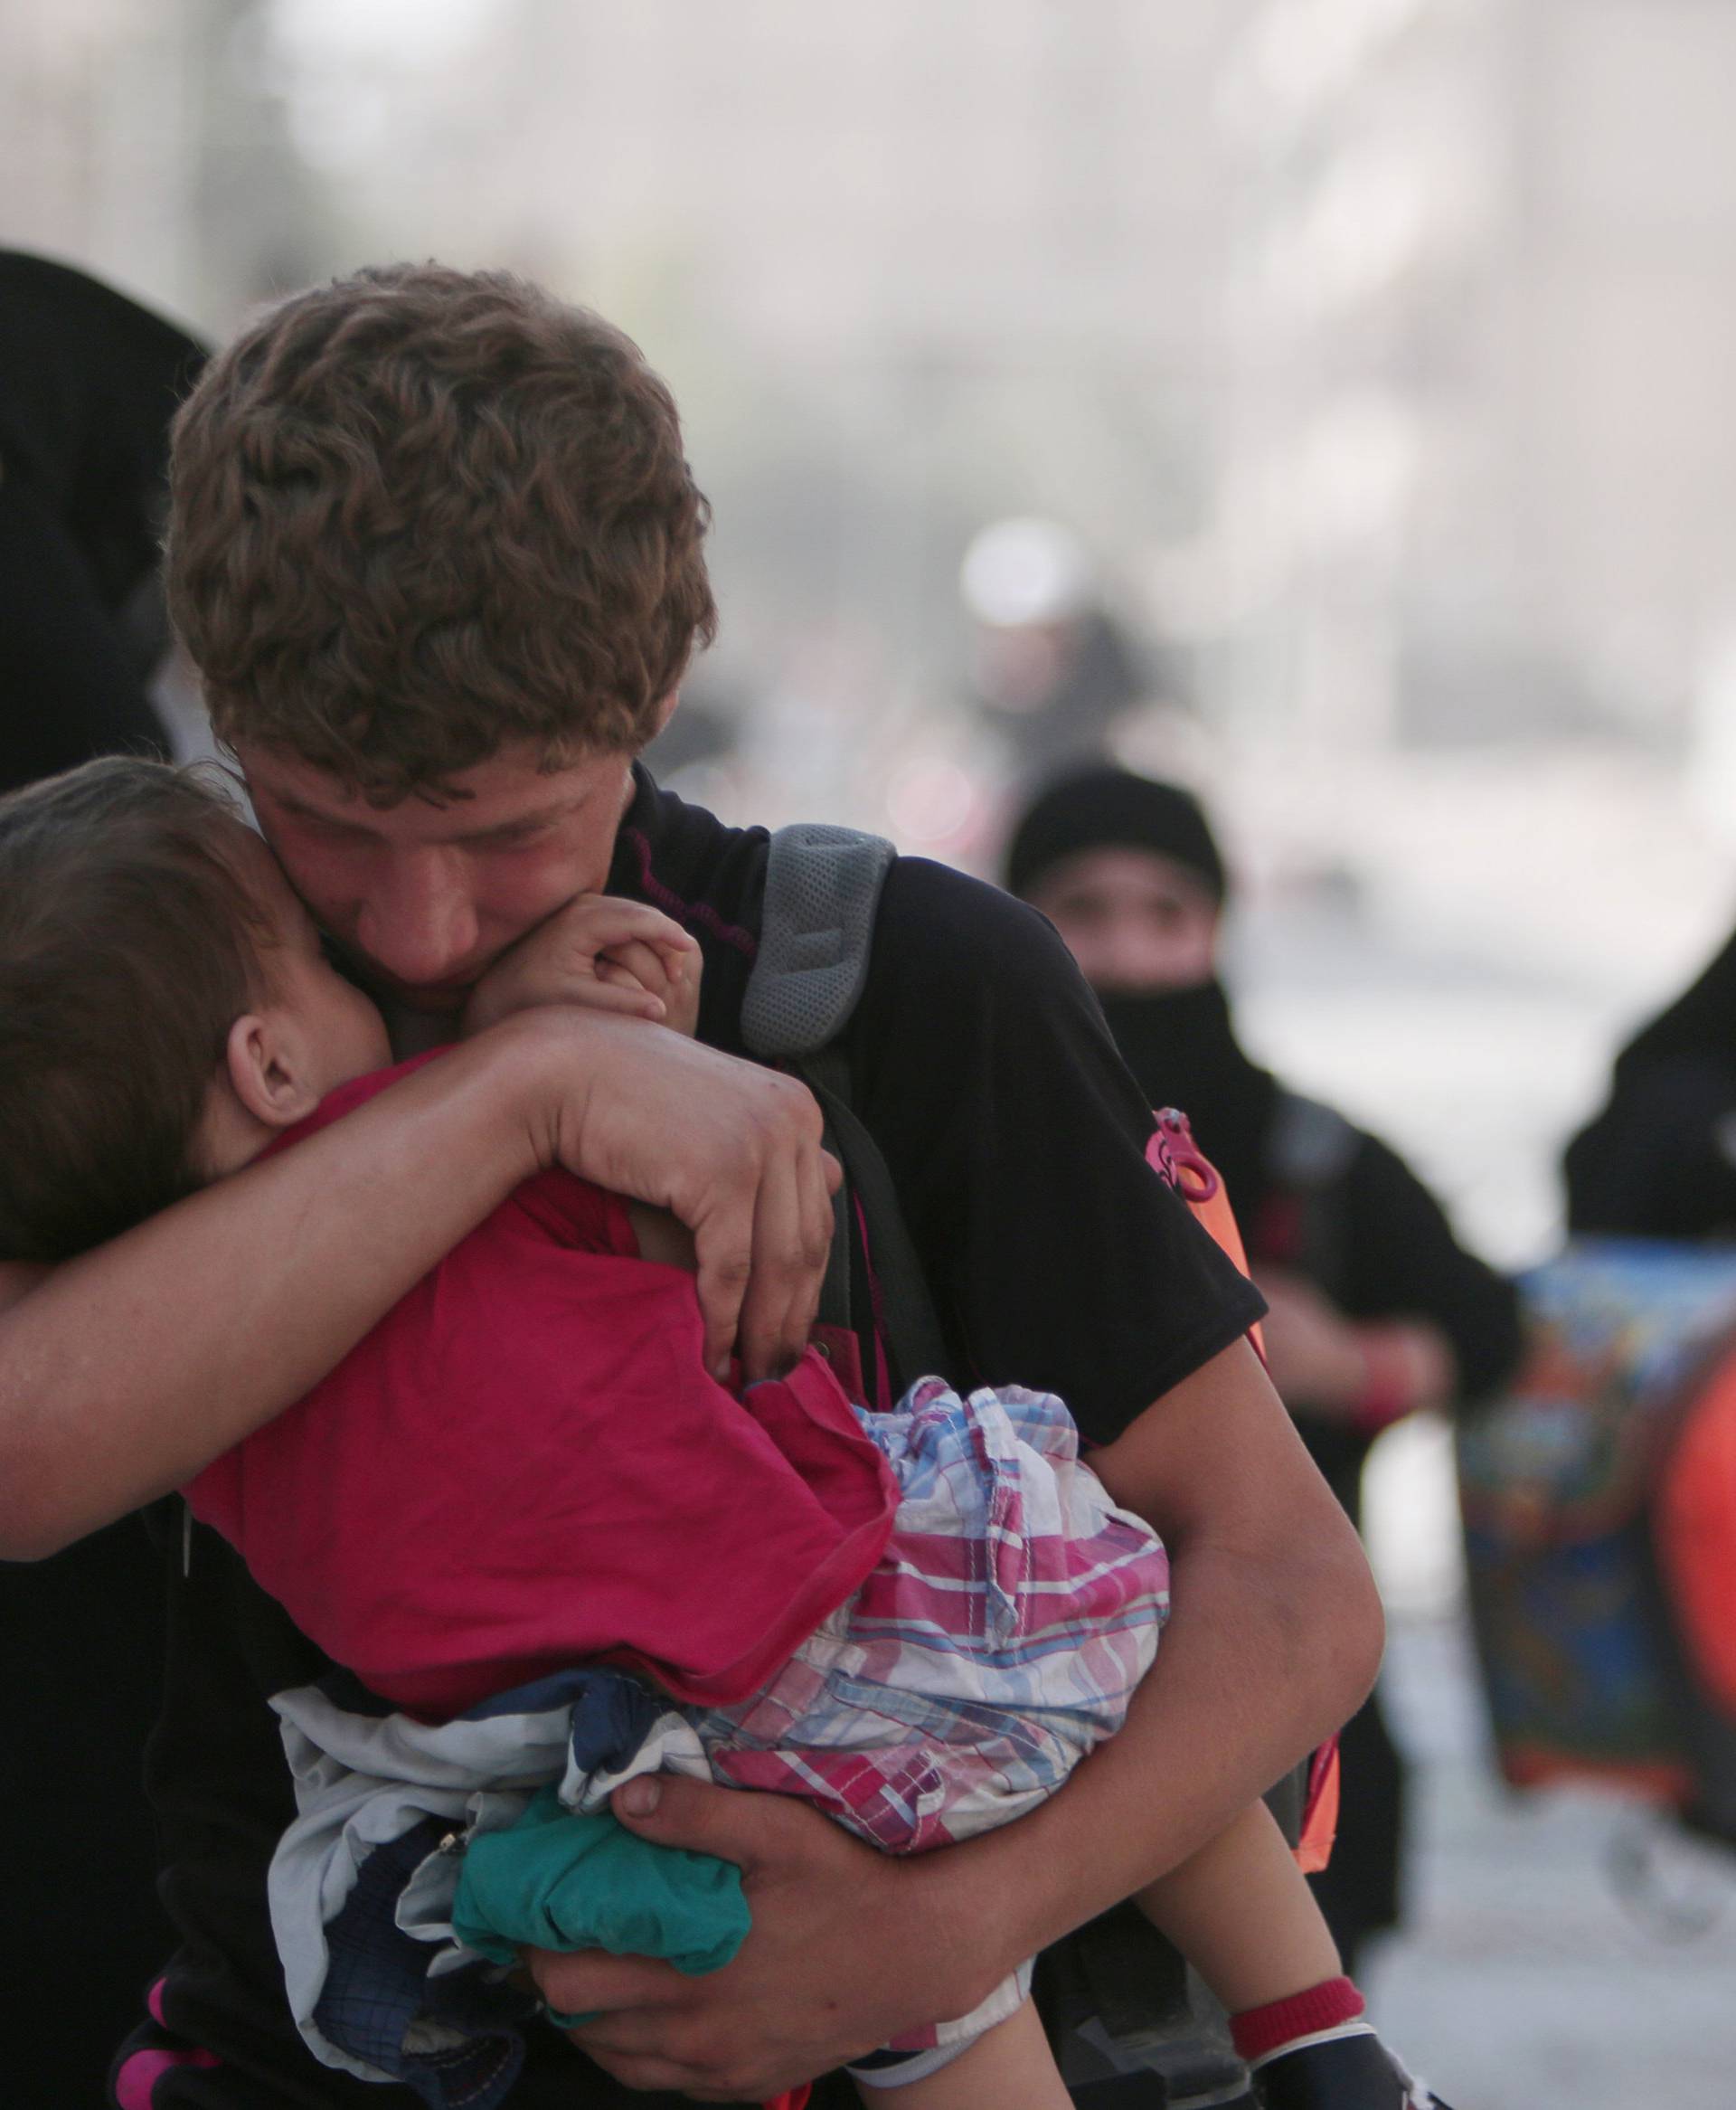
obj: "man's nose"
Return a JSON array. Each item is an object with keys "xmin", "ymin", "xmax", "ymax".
[{"xmin": 355, "ymin": 850, "xmax": 480, "ymax": 987}]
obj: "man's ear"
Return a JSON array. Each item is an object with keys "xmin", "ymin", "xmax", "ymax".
[
  {"xmin": 223, "ymin": 1012, "xmax": 324, "ymax": 1131},
  {"xmin": 649, "ymin": 689, "xmax": 680, "ymax": 740}
]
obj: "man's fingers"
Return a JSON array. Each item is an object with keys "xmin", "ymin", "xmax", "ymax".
[
  {"xmin": 524, "ymin": 1943, "xmax": 685, "ymax": 2017},
  {"xmin": 609, "ymin": 1768, "xmax": 783, "ymax": 1866},
  {"xmin": 801, "ymin": 1147, "xmax": 839, "ymax": 1288},
  {"xmin": 737, "ymin": 1150, "xmax": 820, "ymax": 1381},
  {"xmin": 553, "ymin": 975, "xmax": 665, "ymax": 1020},
  {"xmin": 529, "ymin": 1932, "xmax": 758, "ymax": 2098},
  {"xmin": 692, "ymin": 1206, "xmax": 755, "ymax": 1378}
]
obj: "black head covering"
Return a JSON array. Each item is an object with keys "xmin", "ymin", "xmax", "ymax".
[
  {"xmin": 1003, "ymin": 764, "xmax": 1276, "ymax": 1211},
  {"xmin": 1004, "ymin": 764, "xmax": 1228, "ymax": 904}
]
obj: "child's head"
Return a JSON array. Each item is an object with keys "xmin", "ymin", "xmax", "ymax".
[
  {"xmin": 165, "ymin": 261, "xmax": 717, "ymax": 804},
  {"xmin": 0, "ymin": 758, "xmax": 390, "ymax": 1263}
]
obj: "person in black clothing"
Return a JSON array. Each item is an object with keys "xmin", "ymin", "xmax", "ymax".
[
  {"xmin": 0, "ymin": 251, "xmax": 207, "ymax": 791},
  {"xmin": 0, "ymin": 269, "xmax": 1392, "ymax": 2108},
  {"xmin": 1007, "ymin": 766, "xmax": 1524, "ymax": 1974},
  {"xmin": 0, "ymin": 252, "xmax": 206, "ymax": 2109},
  {"xmin": 1564, "ymin": 922, "xmax": 1736, "ymax": 1237}
]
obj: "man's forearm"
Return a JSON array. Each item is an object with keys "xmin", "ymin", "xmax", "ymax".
[
  {"xmin": 1, "ymin": 1002, "xmax": 837, "ymax": 1556},
  {"xmin": 544, "ymin": 1481, "xmax": 1382, "ymax": 2075},
  {"xmin": 945, "ymin": 1521, "xmax": 1380, "ymax": 1985},
  {"xmin": 919, "ymin": 1340, "xmax": 1382, "ymax": 1992},
  {"xmin": 0, "ymin": 1025, "xmax": 552, "ymax": 1557}
]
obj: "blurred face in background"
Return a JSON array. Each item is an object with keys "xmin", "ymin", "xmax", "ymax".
[{"xmin": 1026, "ymin": 846, "xmax": 1222, "ymax": 994}]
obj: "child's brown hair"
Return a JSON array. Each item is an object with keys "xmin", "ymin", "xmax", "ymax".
[
  {"xmin": 165, "ymin": 263, "xmax": 717, "ymax": 805},
  {"xmin": 0, "ymin": 759, "xmax": 274, "ymax": 1261}
]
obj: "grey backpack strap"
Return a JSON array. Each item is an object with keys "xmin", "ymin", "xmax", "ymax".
[
  {"xmin": 741, "ymin": 824, "xmax": 945, "ymax": 1389},
  {"xmin": 741, "ymin": 823, "xmax": 897, "ymax": 1060}
]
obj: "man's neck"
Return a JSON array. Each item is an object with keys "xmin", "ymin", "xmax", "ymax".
[{"xmin": 383, "ymin": 1003, "xmax": 463, "ymax": 1062}]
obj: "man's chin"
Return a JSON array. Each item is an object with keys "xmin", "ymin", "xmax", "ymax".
[
  {"xmin": 392, "ymin": 982, "xmax": 475, "ymax": 1014},
  {"xmin": 346, "ymin": 966, "xmax": 478, "ymax": 1018}
]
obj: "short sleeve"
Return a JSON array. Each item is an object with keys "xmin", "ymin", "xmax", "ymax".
[{"xmin": 844, "ymin": 860, "xmax": 1266, "ymax": 1443}]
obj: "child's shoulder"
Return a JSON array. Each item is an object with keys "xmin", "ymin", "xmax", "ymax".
[
  {"xmin": 266, "ymin": 1050, "xmax": 635, "ymax": 1255},
  {"xmin": 266, "ymin": 1053, "xmax": 443, "ymax": 1153}
]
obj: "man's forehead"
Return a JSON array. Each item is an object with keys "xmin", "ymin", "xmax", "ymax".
[{"xmin": 235, "ymin": 741, "xmax": 630, "ymax": 840}]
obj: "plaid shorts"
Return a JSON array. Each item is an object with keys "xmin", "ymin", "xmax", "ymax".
[
  {"xmin": 697, "ymin": 1377, "xmax": 1169, "ymax": 1852},
  {"xmin": 692, "ymin": 1377, "xmax": 1169, "ymax": 2056}
]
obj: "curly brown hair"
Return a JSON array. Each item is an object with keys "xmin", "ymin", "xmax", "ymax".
[{"xmin": 165, "ymin": 263, "xmax": 717, "ymax": 803}]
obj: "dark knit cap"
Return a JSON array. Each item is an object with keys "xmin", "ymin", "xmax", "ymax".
[{"xmin": 1004, "ymin": 764, "xmax": 1228, "ymax": 904}]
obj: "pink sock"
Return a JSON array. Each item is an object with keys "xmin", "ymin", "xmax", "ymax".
[{"xmin": 1230, "ymin": 1975, "xmax": 1368, "ymax": 2064}]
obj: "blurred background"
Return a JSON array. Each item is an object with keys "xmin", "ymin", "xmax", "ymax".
[{"xmin": 7, "ymin": 2, "xmax": 1736, "ymax": 2101}]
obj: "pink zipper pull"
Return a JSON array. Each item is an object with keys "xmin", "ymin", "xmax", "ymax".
[{"xmin": 1149, "ymin": 1106, "xmax": 1221, "ymax": 1204}]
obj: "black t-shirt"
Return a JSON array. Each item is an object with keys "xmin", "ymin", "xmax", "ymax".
[{"xmin": 137, "ymin": 772, "xmax": 1263, "ymax": 2106}]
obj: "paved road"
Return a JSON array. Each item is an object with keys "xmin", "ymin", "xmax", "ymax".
[{"xmin": 1362, "ymin": 1609, "xmax": 1736, "ymax": 2110}]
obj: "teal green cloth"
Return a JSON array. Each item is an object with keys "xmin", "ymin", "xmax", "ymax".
[{"xmin": 451, "ymin": 1786, "xmax": 750, "ymax": 2026}]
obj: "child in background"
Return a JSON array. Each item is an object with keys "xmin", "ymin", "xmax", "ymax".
[{"xmin": 0, "ymin": 756, "xmax": 1447, "ymax": 2110}]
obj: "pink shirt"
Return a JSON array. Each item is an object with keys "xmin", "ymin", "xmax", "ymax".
[{"xmin": 185, "ymin": 1059, "xmax": 899, "ymax": 1719}]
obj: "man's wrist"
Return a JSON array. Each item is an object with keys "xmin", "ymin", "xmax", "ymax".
[
  {"xmin": 905, "ymin": 1805, "xmax": 1064, "ymax": 2001},
  {"xmin": 450, "ymin": 1008, "xmax": 595, "ymax": 1181}
]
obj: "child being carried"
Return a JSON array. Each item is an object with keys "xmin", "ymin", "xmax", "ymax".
[{"xmin": 0, "ymin": 758, "xmax": 1447, "ymax": 2110}]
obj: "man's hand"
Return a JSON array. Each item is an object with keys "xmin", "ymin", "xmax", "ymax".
[
  {"xmin": 525, "ymin": 1777, "xmax": 1003, "ymax": 2102},
  {"xmin": 0, "ymin": 1014, "xmax": 833, "ymax": 1556},
  {"xmin": 527, "ymin": 1342, "xmax": 1381, "ymax": 2103},
  {"xmin": 1255, "ymin": 1268, "xmax": 1453, "ymax": 1424},
  {"xmin": 1250, "ymin": 1270, "xmax": 1369, "ymax": 1410},
  {"xmin": 464, "ymin": 894, "xmax": 703, "ymax": 1039},
  {"xmin": 507, "ymin": 1010, "xmax": 837, "ymax": 1377}
]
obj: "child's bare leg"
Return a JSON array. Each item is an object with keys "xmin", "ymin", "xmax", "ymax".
[
  {"xmin": 1138, "ymin": 1802, "xmax": 1451, "ymax": 2105},
  {"xmin": 851, "ymin": 1998, "xmax": 1069, "ymax": 2110},
  {"xmin": 1134, "ymin": 1798, "xmax": 1340, "ymax": 2013}
]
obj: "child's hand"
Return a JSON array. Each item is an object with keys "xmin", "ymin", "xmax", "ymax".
[{"xmin": 463, "ymin": 894, "xmax": 703, "ymax": 1038}]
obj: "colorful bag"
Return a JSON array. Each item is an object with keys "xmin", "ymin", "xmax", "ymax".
[{"xmin": 1458, "ymin": 1237, "xmax": 1736, "ymax": 1839}]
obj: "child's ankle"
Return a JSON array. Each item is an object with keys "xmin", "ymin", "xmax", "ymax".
[
  {"xmin": 1231, "ymin": 1988, "xmax": 1445, "ymax": 2110},
  {"xmin": 1229, "ymin": 1974, "xmax": 1369, "ymax": 2064}
]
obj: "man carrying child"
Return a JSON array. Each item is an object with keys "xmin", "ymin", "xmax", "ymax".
[{"xmin": 0, "ymin": 265, "xmax": 1387, "ymax": 2108}]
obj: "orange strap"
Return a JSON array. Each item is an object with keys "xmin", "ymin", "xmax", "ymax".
[
  {"xmin": 1145, "ymin": 1115, "xmax": 1265, "ymax": 1359},
  {"xmin": 1293, "ymin": 1736, "xmax": 1341, "ymax": 1876}
]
